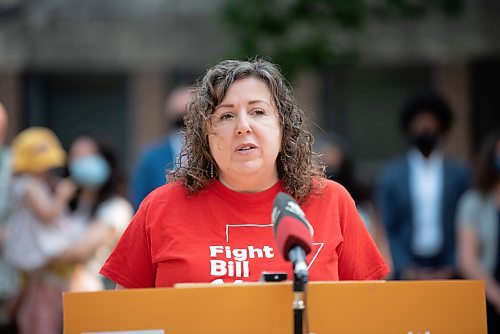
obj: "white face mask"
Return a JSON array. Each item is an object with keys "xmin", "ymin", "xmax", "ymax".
[{"xmin": 69, "ymin": 155, "xmax": 110, "ymax": 188}]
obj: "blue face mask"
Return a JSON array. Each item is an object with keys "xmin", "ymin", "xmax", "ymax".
[{"xmin": 69, "ymin": 155, "xmax": 110, "ymax": 188}]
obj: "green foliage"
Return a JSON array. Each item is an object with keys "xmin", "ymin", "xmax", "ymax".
[{"xmin": 221, "ymin": 0, "xmax": 464, "ymax": 78}]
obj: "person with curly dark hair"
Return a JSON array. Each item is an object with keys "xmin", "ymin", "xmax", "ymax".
[
  {"xmin": 457, "ymin": 131, "xmax": 500, "ymax": 333},
  {"xmin": 377, "ymin": 91, "xmax": 470, "ymax": 280},
  {"xmin": 101, "ymin": 58, "xmax": 389, "ymax": 288}
]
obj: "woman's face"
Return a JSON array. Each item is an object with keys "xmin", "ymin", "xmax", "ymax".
[
  {"xmin": 69, "ymin": 137, "xmax": 111, "ymax": 190},
  {"xmin": 208, "ymin": 77, "xmax": 282, "ymax": 191},
  {"xmin": 70, "ymin": 137, "xmax": 98, "ymax": 161}
]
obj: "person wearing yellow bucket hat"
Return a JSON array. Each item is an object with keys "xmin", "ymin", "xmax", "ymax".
[
  {"xmin": 11, "ymin": 126, "xmax": 66, "ymax": 175},
  {"xmin": 3, "ymin": 126, "xmax": 78, "ymax": 334}
]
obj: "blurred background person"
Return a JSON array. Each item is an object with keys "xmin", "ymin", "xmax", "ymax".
[
  {"xmin": 457, "ymin": 131, "xmax": 500, "ymax": 333},
  {"xmin": 315, "ymin": 131, "xmax": 392, "ymax": 274},
  {"xmin": 131, "ymin": 86, "xmax": 191, "ymax": 210},
  {"xmin": 54, "ymin": 133, "xmax": 133, "ymax": 291},
  {"xmin": 0, "ymin": 103, "xmax": 20, "ymax": 334},
  {"xmin": 0, "ymin": 103, "xmax": 10, "ymax": 237},
  {"xmin": 376, "ymin": 91, "xmax": 470, "ymax": 280},
  {"xmin": 2, "ymin": 127, "xmax": 77, "ymax": 334}
]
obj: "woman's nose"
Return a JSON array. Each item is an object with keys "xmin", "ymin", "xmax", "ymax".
[{"xmin": 235, "ymin": 113, "xmax": 252, "ymax": 135}]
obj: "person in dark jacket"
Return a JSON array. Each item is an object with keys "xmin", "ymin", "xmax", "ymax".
[{"xmin": 377, "ymin": 91, "xmax": 470, "ymax": 280}]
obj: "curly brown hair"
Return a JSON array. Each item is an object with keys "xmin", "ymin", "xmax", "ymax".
[{"xmin": 170, "ymin": 58, "xmax": 324, "ymax": 203}]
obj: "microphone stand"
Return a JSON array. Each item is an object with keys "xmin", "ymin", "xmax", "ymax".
[{"xmin": 289, "ymin": 246, "xmax": 310, "ymax": 334}]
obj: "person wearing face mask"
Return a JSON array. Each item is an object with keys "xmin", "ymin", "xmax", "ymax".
[
  {"xmin": 457, "ymin": 131, "xmax": 500, "ymax": 333},
  {"xmin": 52, "ymin": 134, "xmax": 133, "ymax": 291},
  {"xmin": 131, "ymin": 86, "xmax": 191, "ymax": 210},
  {"xmin": 376, "ymin": 91, "xmax": 470, "ymax": 280}
]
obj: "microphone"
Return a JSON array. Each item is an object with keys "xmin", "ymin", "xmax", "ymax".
[{"xmin": 272, "ymin": 192, "xmax": 314, "ymax": 282}]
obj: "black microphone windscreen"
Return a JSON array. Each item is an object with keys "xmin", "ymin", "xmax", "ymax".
[
  {"xmin": 272, "ymin": 192, "xmax": 313, "ymax": 236},
  {"xmin": 271, "ymin": 192, "xmax": 314, "ymax": 260}
]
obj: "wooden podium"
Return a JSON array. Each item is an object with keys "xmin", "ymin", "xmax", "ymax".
[{"xmin": 64, "ymin": 280, "xmax": 487, "ymax": 334}]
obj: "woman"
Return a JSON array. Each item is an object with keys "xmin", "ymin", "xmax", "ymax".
[
  {"xmin": 101, "ymin": 59, "xmax": 389, "ymax": 288},
  {"xmin": 457, "ymin": 131, "xmax": 500, "ymax": 333},
  {"xmin": 56, "ymin": 134, "xmax": 133, "ymax": 291}
]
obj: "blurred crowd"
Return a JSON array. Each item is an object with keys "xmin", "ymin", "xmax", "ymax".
[
  {"xmin": 0, "ymin": 87, "xmax": 499, "ymax": 333},
  {"xmin": 0, "ymin": 108, "xmax": 134, "ymax": 333},
  {"xmin": 316, "ymin": 91, "xmax": 499, "ymax": 332}
]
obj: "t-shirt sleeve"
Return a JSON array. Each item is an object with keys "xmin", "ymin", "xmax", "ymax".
[
  {"xmin": 336, "ymin": 186, "xmax": 390, "ymax": 280},
  {"xmin": 99, "ymin": 195, "xmax": 156, "ymax": 288}
]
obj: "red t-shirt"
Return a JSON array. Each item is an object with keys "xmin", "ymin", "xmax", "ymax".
[{"xmin": 100, "ymin": 179, "xmax": 389, "ymax": 288}]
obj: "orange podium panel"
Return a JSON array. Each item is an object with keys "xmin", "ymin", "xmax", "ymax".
[{"xmin": 63, "ymin": 280, "xmax": 486, "ymax": 334}]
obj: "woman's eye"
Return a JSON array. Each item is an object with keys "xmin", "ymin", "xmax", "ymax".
[
  {"xmin": 252, "ymin": 109, "xmax": 265, "ymax": 116},
  {"xmin": 219, "ymin": 113, "xmax": 234, "ymax": 120}
]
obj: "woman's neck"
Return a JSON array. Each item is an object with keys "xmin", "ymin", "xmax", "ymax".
[{"xmin": 218, "ymin": 170, "xmax": 278, "ymax": 193}]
